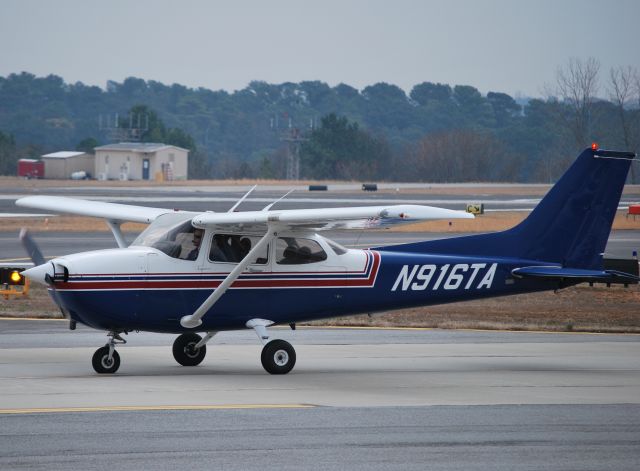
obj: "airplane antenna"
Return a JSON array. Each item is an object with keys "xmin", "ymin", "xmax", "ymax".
[
  {"xmin": 228, "ymin": 185, "xmax": 257, "ymax": 212},
  {"xmin": 262, "ymin": 188, "xmax": 295, "ymax": 211}
]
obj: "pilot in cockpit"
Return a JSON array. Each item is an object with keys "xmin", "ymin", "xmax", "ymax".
[{"xmin": 185, "ymin": 228, "xmax": 204, "ymax": 260}]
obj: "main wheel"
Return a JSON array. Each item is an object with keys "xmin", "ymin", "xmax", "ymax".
[
  {"xmin": 173, "ymin": 333, "xmax": 207, "ymax": 366},
  {"xmin": 261, "ymin": 339, "xmax": 296, "ymax": 375},
  {"xmin": 92, "ymin": 345, "xmax": 120, "ymax": 374}
]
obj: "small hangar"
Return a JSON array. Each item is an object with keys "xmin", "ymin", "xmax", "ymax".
[
  {"xmin": 94, "ymin": 143, "xmax": 189, "ymax": 181},
  {"xmin": 41, "ymin": 151, "xmax": 94, "ymax": 179}
]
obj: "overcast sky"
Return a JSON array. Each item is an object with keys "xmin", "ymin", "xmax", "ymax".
[{"xmin": 2, "ymin": 0, "xmax": 639, "ymax": 98}]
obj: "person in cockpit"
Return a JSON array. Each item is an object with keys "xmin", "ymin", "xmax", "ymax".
[
  {"xmin": 210, "ymin": 234, "xmax": 229, "ymax": 262},
  {"xmin": 186, "ymin": 228, "xmax": 204, "ymax": 260}
]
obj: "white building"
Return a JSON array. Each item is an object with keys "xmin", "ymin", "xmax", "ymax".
[
  {"xmin": 94, "ymin": 143, "xmax": 189, "ymax": 181},
  {"xmin": 41, "ymin": 151, "xmax": 94, "ymax": 179}
]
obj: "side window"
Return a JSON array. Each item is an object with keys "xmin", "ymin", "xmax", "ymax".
[
  {"xmin": 208, "ymin": 234, "xmax": 268, "ymax": 264},
  {"xmin": 276, "ymin": 237, "xmax": 327, "ymax": 265}
]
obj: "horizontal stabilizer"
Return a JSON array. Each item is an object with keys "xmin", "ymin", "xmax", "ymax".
[{"xmin": 512, "ymin": 266, "xmax": 640, "ymax": 285}]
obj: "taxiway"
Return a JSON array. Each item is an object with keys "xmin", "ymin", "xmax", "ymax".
[{"xmin": 1, "ymin": 320, "xmax": 639, "ymax": 469}]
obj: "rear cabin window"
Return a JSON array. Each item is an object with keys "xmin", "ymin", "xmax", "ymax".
[
  {"xmin": 208, "ymin": 234, "xmax": 268, "ymax": 264},
  {"xmin": 276, "ymin": 237, "xmax": 327, "ymax": 265}
]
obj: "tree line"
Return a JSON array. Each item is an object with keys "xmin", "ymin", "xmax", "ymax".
[{"xmin": 0, "ymin": 58, "xmax": 638, "ymax": 182}]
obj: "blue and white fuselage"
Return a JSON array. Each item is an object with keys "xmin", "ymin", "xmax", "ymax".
[{"xmin": 38, "ymin": 239, "xmax": 547, "ymax": 333}]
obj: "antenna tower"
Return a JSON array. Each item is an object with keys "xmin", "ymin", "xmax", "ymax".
[{"xmin": 99, "ymin": 112, "xmax": 149, "ymax": 142}]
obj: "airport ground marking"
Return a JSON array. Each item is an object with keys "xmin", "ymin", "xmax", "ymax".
[{"xmin": 0, "ymin": 404, "xmax": 316, "ymax": 415}]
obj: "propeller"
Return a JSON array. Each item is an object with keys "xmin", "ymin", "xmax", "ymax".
[
  {"xmin": 19, "ymin": 228, "xmax": 45, "ymax": 266},
  {"xmin": 18, "ymin": 228, "xmax": 67, "ymax": 285},
  {"xmin": 19, "ymin": 228, "xmax": 75, "ymax": 328}
]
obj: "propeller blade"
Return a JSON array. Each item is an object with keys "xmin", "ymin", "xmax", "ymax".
[{"xmin": 19, "ymin": 228, "xmax": 45, "ymax": 266}]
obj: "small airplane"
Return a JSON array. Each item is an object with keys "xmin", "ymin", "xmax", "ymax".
[{"xmin": 16, "ymin": 146, "xmax": 638, "ymax": 375}]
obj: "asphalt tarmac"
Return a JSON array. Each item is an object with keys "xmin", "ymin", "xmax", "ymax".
[
  {"xmin": 1, "ymin": 229, "xmax": 639, "ymax": 262},
  {"xmin": 1, "ymin": 320, "xmax": 639, "ymax": 469},
  {"xmin": 1, "ymin": 186, "xmax": 639, "ymax": 469},
  {"xmin": 1, "ymin": 182, "xmax": 639, "ymax": 214},
  {"xmin": 2, "ymin": 405, "xmax": 639, "ymax": 471}
]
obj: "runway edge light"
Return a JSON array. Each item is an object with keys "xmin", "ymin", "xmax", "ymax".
[{"xmin": 1, "ymin": 267, "xmax": 30, "ymax": 299}]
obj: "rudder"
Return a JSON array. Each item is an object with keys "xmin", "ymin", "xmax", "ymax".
[{"xmin": 381, "ymin": 147, "xmax": 635, "ymax": 269}]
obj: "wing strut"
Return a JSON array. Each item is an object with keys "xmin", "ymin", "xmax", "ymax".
[
  {"xmin": 106, "ymin": 220, "xmax": 127, "ymax": 248},
  {"xmin": 180, "ymin": 226, "xmax": 278, "ymax": 329}
]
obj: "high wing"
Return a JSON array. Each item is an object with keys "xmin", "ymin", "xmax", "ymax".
[
  {"xmin": 16, "ymin": 195, "xmax": 178, "ymax": 248},
  {"xmin": 192, "ymin": 204, "xmax": 473, "ymax": 232},
  {"xmin": 16, "ymin": 196, "xmax": 473, "ymax": 231},
  {"xmin": 15, "ymin": 195, "xmax": 173, "ymax": 224}
]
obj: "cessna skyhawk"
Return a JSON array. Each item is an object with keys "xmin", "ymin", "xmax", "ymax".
[{"xmin": 17, "ymin": 146, "xmax": 638, "ymax": 375}]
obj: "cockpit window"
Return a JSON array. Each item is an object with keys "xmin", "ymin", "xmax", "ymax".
[
  {"xmin": 276, "ymin": 237, "xmax": 327, "ymax": 265},
  {"xmin": 131, "ymin": 213, "xmax": 202, "ymax": 260},
  {"xmin": 209, "ymin": 234, "xmax": 268, "ymax": 264}
]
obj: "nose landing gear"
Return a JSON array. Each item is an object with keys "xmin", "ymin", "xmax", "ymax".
[{"xmin": 92, "ymin": 331, "xmax": 126, "ymax": 374}]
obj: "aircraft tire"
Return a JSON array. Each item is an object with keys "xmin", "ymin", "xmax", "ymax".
[
  {"xmin": 173, "ymin": 333, "xmax": 207, "ymax": 366},
  {"xmin": 92, "ymin": 345, "xmax": 120, "ymax": 374},
  {"xmin": 261, "ymin": 339, "xmax": 296, "ymax": 375}
]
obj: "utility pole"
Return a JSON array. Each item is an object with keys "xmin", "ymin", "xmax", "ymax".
[
  {"xmin": 281, "ymin": 127, "xmax": 307, "ymax": 180},
  {"xmin": 271, "ymin": 113, "xmax": 309, "ymax": 181}
]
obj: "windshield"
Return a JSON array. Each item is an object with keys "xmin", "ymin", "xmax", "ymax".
[{"xmin": 131, "ymin": 212, "xmax": 199, "ymax": 259}]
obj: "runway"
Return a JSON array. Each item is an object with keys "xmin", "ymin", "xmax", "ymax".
[
  {"xmin": 1, "ymin": 229, "xmax": 639, "ymax": 261},
  {"xmin": 2, "ymin": 405, "xmax": 639, "ymax": 471},
  {"xmin": 1, "ymin": 186, "xmax": 639, "ymax": 469},
  {"xmin": 2, "ymin": 320, "xmax": 640, "ymax": 409},
  {"xmin": 2, "ymin": 182, "xmax": 639, "ymax": 215},
  {"xmin": 1, "ymin": 319, "xmax": 639, "ymax": 469}
]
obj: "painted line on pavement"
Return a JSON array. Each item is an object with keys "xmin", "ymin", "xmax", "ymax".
[{"xmin": 0, "ymin": 404, "xmax": 315, "ymax": 415}]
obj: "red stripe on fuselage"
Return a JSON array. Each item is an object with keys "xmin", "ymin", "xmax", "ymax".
[{"xmin": 56, "ymin": 251, "xmax": 381, "ymax": 291}]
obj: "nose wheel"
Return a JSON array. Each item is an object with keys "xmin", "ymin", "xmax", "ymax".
[
  {"xmin": 92, "ymin": 331, "xmax": 126, "ymax": 374},
  {"xmin": 92, "ymin": 345, "xmax": 120, "ymax": 374}
]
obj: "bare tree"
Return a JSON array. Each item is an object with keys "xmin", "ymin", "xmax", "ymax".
[
  {"xmin": 407, "ymin": 130, "xmax": 523, "ymax": 182},
  {"xmin": 609, "ymin": 65, "xmax": 639, "ymax": 183},
  {"xmin": 555, "ymin": 57, "xmax": 601, "ymax": 149}
]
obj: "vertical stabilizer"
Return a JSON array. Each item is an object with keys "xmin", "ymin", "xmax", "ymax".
[{"xmin": 382, "ymin": 147, "xmax": 635, "ymax": 269}]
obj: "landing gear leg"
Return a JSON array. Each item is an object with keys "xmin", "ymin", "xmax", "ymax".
[
  {"xmin": 92, "ymin": 331, "xmax": 126, "ymax": 374},
  {"xmin": 246, "ymin": 319, "xmax": 296, "ymax": 375}
]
